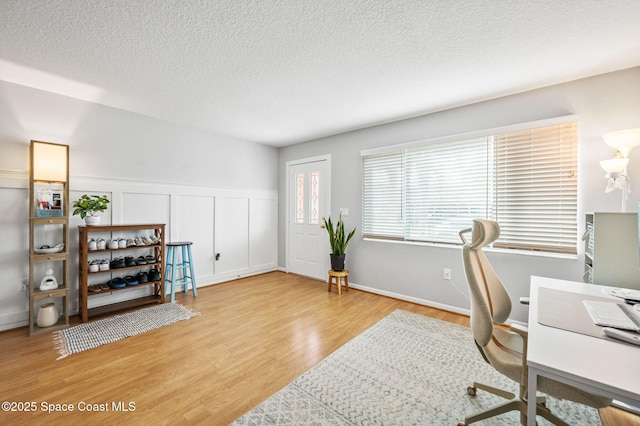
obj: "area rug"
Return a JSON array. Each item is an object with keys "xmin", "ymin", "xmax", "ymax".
[
  {"xmin": 53, "ymin": 303, "xmax": 198, "ymax": 360},
  {"xmin": 232, "ymin": 309, "xmax": 601, "ymax": 425}
]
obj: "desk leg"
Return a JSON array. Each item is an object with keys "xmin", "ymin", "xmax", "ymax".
[{"xmin": 527, "ymin": 367, "xmax": 538, "ymax": 426}]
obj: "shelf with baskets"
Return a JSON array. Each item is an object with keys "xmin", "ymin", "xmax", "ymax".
[{"xmin": 78, "ymin": 224, "xmax": 165, "ymax": 322}]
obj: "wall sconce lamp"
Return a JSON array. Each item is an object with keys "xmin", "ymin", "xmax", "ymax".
[{"xmin": 600, "ymin": 128, "xmax": 640, "ymax": 211}]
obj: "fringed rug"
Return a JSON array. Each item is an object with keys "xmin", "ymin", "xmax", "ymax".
[
  {"xmin": 53, "ymin": 303, "xmax": 198, "ymax": 359},
  {"xmin": 232, "ymin": 310, "xmax": 601, "ymax": 425}
]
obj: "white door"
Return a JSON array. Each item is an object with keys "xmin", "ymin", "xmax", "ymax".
[{"xmin": 287, "ymin": 158, "xmax": 329, "ymax": 279}]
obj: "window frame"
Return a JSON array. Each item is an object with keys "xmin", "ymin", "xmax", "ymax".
[{"xmin": 361, "ymin": 115, "xmax": 579, "ymax": 255}]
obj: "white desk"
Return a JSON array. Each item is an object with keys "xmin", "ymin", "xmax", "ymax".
[{"xmin": 527, "ymin": 276, "xmax": 640, "ymax": 426}]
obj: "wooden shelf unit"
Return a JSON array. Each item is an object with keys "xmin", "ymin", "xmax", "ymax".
[
  {"xmin": 78, "ymin": 224, "xmax": 165, "ymax": 322},
  {"xmin": 28, "ymin": 141, "xmax": 70, "ymax": 336}
]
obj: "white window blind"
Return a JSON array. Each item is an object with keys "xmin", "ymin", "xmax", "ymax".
[
  {"xmin": 362, "ymin": 152, "xmax": 404, "ymax": 239},
  {"xmin": 493, "ymin": 122, "xmax": 578, "ymax": 253},
  {"xmin": 362, "ymin": 120, "xmax": 578, "ymax": 254},
  {"xmin": 405, "ymin": 137, "xmax": 492, "ymax": 244}
]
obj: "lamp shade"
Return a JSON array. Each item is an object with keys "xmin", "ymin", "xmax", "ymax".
[
  {"xmin": 30, "ymin": 141, "xmax": 68, "ymax": 183},
  {"xmin": 600, "ymin": 157, "xmax": 629, "ymax": 174},
  {"xmin": 603, "ymin": 128, "xmax": 640, "ymax": 158}
]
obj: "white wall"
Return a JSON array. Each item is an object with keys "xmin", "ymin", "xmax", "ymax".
[
  {"xmin": 278, "ymin": 67, "xmax": 640, "ymax": 322},
  {"xmin": 0, "ymin": 81, "xmax": 279, "ymax": 331}
]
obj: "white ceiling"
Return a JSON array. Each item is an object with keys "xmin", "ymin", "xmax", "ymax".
[{"xmin": 2, "ymin": 1, "xmax": 640, "ymax": 147}]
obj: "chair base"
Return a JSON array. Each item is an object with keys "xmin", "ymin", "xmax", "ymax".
[{"xmin": 459, "ymin": 382, "xmax": 570, "ymax": 426}]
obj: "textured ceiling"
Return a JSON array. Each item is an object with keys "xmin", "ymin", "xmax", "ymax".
[{"xmin": 1, "ymin": 1, "xmax": 640, "ymax": 147}]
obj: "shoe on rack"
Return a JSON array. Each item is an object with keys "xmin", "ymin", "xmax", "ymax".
[
  {"xmin": 124, "ymin": 275, "xmax": 139, "ymax": 286},
  {"xmin": 108, "ymin": 239, "xmax": 119, "ymax": 250},
  {"xmin": 96, "ymin": 238, "xmax": 106, "ymax": 250},
  {"xmin": 148, "ymin": 234, "xmax": 160, "ymax": 245},
  {"xmin": 99, "ymin": 259, "xmax": 110, "ymax": 271},
  {"xmin": 136, "ymin": 271, "xmax": 149, "ymax": 283},
  {"xmin": 88, "ymin": 284, "xmax": 102, "ymax": 293},
  {"xmin": 145, "ymin": 255, "xmax": 157, "ymax": 264},
  {"xmin": 88, "ymin": 239, "xmax": 97, "ymax": 251},
  {"xmin": 148, "ymin": 268, "xmax": 161, "ymax": 282},
  {"xmin": 135, "ymin": 236, "xmax": 146, "ymax": 247},
  {"xmin": 110, "ymin": 257, "xmax": 126, "ymax": 269},
  {"xmin": 125, "ymin": 256, "xmax": 137, "ymax": 267},
  {"xmin": 126, "ymin": 238, "xmax": 136, "ymax": 247},
  {"xmin": 118, "ymin": 238, "xmax": 127, "ymax": 249},
  {"xmin": 107, "ymin": 277, "xmax": 126, "ymax": 289},
  {"xmin": 88, "ymin": 259, "xmax": 100, "ymax": 272}
]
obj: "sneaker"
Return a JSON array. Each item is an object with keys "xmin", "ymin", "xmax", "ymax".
[
  {"xmin": 125, "ymin": 256, "xmax": 137, "ymax": 267},
  {"xmin": 118, "ymin": 238, "xmax": 127, "ymax": 249},
  {"xmin": 143, "ymin": 235, "xmax": 155, "ymax": 246},
  {"xmin": 148, "ymin": 268, "xmax": 161, "ymax": 282},
  {"xmin": 96, "ymin": 238, "xmax": 106, "ymax": 250},
  {"xmin": 135, "ymin": 236, "xmax": 146, "ymax": 247},
  {"xmin": 108, "ymin": 239, "xmax": 119, "ymax": 250},
  {"xmin": 88, "ymin": 259, "xmax": 100, "ymax": 272},
  {"xmin": 136, "ymin": 271, "xmax": 149, "ymax": 283},
  {"xmin": 110, "ymin": 257, "xmax": 126, "ymax": 269},
  {"xmin": 136, "ymin": 256, "xmax": 147, "ymax": 265},
  {"xmin": 126, "ymin": 238, "xmax": 136, "ymax": 247},
  {"xmin": 88, "ymin": 239, "xmax": 97, "ymax": 251},
  {"xmin": 148, "ymin": 234, "xmax": 160, "ymax": 245},
  {"xmin": 99, "ymin": 259, "xmax": 110, "ymax": 271}
]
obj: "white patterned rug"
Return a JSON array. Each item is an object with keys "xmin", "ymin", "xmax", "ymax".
[
  {"xmin": 232, "ymin": 310, "xmax": 601, "ymax": 425},
  {"xmin": 53, "ymin": 303, "xmax": 198, "ymax": 360}
]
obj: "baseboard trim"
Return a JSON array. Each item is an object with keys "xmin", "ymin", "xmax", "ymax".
[{"xmin": 349, "ymin": 282, "xmax": 471, "ymax": 316}]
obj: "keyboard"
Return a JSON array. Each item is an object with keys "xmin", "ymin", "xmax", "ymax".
[{"xmin": 582, "ymin": 300, "xmax": 640, "ymax": 331}]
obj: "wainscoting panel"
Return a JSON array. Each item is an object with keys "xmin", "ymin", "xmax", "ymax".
[
  {"xmin": 0, "ymin": 171, "xmax": 278, "ymax": 331},
  {"xmin": 249, "ymin": 197, "xmax": 277, "ymax": 270},
  {"xmin": 215, "ymin": 196, "xmax": 250, "ymax": 279},
  {"xmin": 176, "ymin": 194, "xmax": 215, "ymax": 280}
]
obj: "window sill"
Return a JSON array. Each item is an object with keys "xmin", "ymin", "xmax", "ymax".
[{"xmin": 363, "ymin": 237, "xmax": 579, "ymax": 261}]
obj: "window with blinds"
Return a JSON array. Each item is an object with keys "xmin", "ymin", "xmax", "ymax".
[{"xmin": 362, "ymin": 120, "xmax": 578, "ymax": 254}]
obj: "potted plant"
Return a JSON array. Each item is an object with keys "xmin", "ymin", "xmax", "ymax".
[
  {"xmin": 321, "ymin": 212, "xmax": 356, "ymax": 271},
  {"xmin": 72, "ymin": 195, "xmax": 110, "ymax": 226}
]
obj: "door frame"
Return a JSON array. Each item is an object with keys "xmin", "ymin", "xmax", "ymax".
[{"xmin": 285, "ymin": 154, "xmax": 331, "ymax": 278}]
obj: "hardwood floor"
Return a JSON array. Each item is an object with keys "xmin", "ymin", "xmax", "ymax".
[{"xmin": 0, "ymin": 271, "xmax": 637, "ymax": 425}]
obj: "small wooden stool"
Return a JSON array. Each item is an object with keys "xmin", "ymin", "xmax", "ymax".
[{"xmin": 327, "ymin": 269, "xmax": 349, "ymax": 295}]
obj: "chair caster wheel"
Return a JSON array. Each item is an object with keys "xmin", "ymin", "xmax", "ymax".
[{"xmin": 467, "ymin": 386, "xmax": 477, "ymax": 396}]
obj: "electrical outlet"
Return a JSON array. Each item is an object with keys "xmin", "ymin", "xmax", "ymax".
[
  {"xmin": 442, "ymin": 268, "xmax": 451, "ymax": 280},
  {"xmin": 21, "ymin": 279, "xmax": 28, "ymax": 292}
]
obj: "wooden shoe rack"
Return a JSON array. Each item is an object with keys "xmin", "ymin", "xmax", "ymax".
[{"xmin": 78, "ymin": 224, "xmax": 165, "ymax": 322}]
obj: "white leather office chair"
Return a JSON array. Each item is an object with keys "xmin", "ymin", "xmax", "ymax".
[{"xmin": 458, "ymin": 219, "xmax": 611, "ymax": 425}]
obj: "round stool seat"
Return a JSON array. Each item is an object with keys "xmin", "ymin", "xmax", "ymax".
[{"xmin": 166, "ymin": 241, "xmax": 193, "ymax": 246}]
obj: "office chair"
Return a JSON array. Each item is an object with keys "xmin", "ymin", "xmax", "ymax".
[{"xmin": 458, "ymin": 219, "xmax": 611, "ymax": 426}]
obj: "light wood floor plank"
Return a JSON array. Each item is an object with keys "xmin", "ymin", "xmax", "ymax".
[{"xmin": 0, "ymin": 272, "xmax": 636, "ymax": 425}]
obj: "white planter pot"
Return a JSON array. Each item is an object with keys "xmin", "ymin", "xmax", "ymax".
[{"xmin": 84, "ymin": 215, "xmax": 101, "ymax": 226}]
